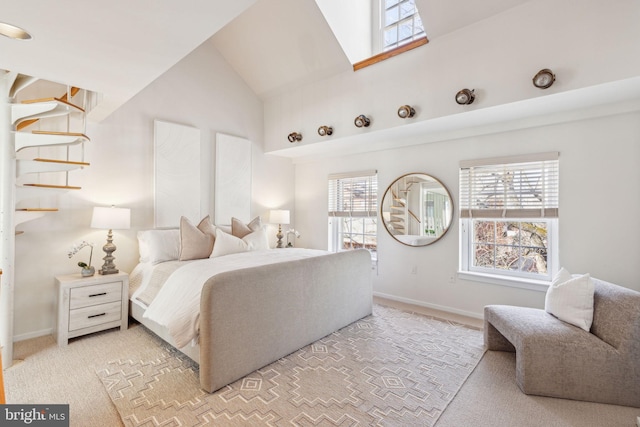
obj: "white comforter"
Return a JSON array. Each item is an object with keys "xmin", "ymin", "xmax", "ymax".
[{"xmin": 141, "ymin": 248, "xmax": 328, "ymax": 348}]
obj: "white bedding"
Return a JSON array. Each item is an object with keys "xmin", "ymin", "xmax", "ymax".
[{"xmin": 139, "ymin": 248, "xmax": 329, "ymax": 348}]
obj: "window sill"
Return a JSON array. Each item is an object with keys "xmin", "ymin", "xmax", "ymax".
[
  {"xmin": 457, "ymin": 271, "xmax": 550, "ymax": 292},
  {"xmin": 353, "ymin": 38, "xmax": 428, "ymax": 71}
]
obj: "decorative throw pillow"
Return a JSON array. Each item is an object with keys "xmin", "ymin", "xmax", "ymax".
[
  {"xmin": 179, "ymin": 216, "xmax": 216, "ymax": 261},
  {"xmin": 544, "ymin": 267, "xmax": 595, "ymax": 331},
  {"xmin": 242, "ymin": 226, "xmax": 270, "ymax": 251},
  {"xmin": 231, "ymin": 216, "xmax": 262, "ymax": 239},
  {"xmin": 137, "ymin": 229, "xmax": 180, "ymax": 264},
  {"xmin": 217, "ymin": 224, "xmax": 232, "ymax": 235},
  {"xmin": 210, "ymin": 228, "xmax": 250, "ymax": 258}
]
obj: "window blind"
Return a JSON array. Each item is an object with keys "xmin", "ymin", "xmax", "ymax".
[
  {"xmin": 459, "ymin": 152, "xmax": 559, "ymax": 218},
  {"xmin": 328, "ymin": 170, "xmax": 378, "ymax": 218}
]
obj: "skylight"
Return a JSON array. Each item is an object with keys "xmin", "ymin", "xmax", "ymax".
[
  {"xmin": 382, "ymin": 0, "xmax": 425, "ymax": 51},
  {"xmin": 315, "ymin": 0, "xmax": 427, "ymax": 68}
]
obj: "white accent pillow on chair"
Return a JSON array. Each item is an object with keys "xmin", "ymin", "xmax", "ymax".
[{"xmin": 544, "ymin": 267, "xmax": 595, "ymax": 331}]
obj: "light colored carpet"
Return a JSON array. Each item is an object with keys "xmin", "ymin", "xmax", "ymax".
[
  {"xmin": 5, "ymin": 301, "xmax": 639, "ymax": 427},
  {"xmin": 4, "ymin": 323, "xmax": 161, "ymax": 426},
  {"xmin": 96, "ymin": 304, "xmax": 484, "ymax": 426},
  {"xmin": 437, "ymin": 350, "xmax": 640, "ymax": 427}
]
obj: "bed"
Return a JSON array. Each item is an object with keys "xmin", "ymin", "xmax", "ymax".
[{"xmin": 128, "ymin": 216, "xmax": 373, "ymax": 392}]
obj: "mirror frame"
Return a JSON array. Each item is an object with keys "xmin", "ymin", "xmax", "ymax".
[{"xmin": 380, "ymin": 173, "xmax": 454, "ymax": 247}]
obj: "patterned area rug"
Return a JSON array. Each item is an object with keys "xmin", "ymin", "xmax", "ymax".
[{"xmin": 97, "ymin": 305, "xmax": 485, "ymax": 426}]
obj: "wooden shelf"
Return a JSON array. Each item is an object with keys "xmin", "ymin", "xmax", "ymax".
[
  {"xmin": 34, "ymin": 158, "xmax": 90, "ymax": 166},
  {"xmin": 23, "ymin": 184, "xmax": 81, "ymax": 190}
]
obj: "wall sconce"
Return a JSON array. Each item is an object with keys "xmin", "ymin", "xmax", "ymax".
[
  {"xmin": 317, "ymin": 125, "xmax": 333, "ymax": 136},
  {"xmin": 354, "ymin": 114, "xmax": 370, "ymax": 128},
  {"xmin": 455, "ymin": 89, "xmax": 475, "ymax": 105},
  {"xmin": 287, "ymin": 132, "xmax": 302, "ymax": 143},
  {"xmin": 397, "ymin": 105, "xmax": 416, "ymax": 119},
  {"xmin": 533, "ymin": 69, "xmax": 555, "ymax": 89}
]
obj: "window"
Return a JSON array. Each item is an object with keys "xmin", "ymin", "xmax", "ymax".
[
  {"xmin": 381, "ymin": 0, "xmax": 426, "ymax": 51},
  {"xmin": 317, "ymin": 0, "xmax": 428, "ymax": 71},
  {"xmin": 470, "ymin": 220, "xmax": 552, "ymax": 275},
  {"xmin": 459, "ymin": 152, "xmax": 559, "ymax": 285},
  {"xmin": 328, "ymin": 170, "xmax": 378, "ymax": 259}
]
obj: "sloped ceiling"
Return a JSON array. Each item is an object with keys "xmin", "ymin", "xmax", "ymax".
[
  {"xmin": 211, "ymin": 0, "xmax": 531, "ymax": 99},
  {"xmin": 211, "ymin": 0, "xmax": 352, "ymax": 99},
  {"xmin": 1, "ymin": 0, "xmax": 531, "ymax": 119},
  {"xmin": 0, "ymin": 0, "xmax": 256, "ymax": 121},
  {"xmin": 417, "ymin": 0, "xmax": 530, "ymax": 39}
]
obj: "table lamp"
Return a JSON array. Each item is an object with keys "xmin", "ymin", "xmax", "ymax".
[
  {"xmin": 269, "ymin": 209, "xmax": 290, "ymax": 248},
  {"xmin": 91, "ymin": 205, "xmax": 130, "ymax": 275}
]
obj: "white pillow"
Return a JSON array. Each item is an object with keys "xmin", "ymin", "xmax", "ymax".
[
  {"xmin": 216, "ymin": 224, "xmax": 232, "ymax": 235},
  {"xmin": 210, "ymin": 228, "xmax": 250, "ymax": 258},
  {"xmin": 242, "ymin": 226, "xmax": 270, "ymax": 251},
  {"xmin": 544, "ymin": 267, "xmax": 595, "ymax": 331},
  {"xmin": 137, "ymin": 229, "xmax": 180, "ymax": 264}
]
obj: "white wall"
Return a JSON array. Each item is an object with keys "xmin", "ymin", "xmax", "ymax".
[
  {"xmin": 266, "ymin": 0, "xmax": 640, "ymax": 318},
  {"xmin": 315, "ymin": 0, "xmax": 372, "ymax": 63},
  {"xmin": 12, "ymin": 0, "xmax": 640, "ymax": 338},
  {"xmin": 294, "ymin": 112, "xmax": 640, "ymax": 318},
  {"xmin": 13, "ymin": 40, "xmax": 294, "ymax": 339},
  {"xmin": 264, "ymin": 0, "xmax": 640, "ymax": 153}
]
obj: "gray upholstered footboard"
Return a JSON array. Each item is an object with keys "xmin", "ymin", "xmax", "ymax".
[{"xmin": 198, "ymin": 249, "xmax": 373, "ymax": 392}]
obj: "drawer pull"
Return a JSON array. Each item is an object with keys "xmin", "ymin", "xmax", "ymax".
[
  {"xmin": 88, "ymin": 313, "xmax": 106, "ymax": 319},
  {"xmin": 89, "ymin": 292, "xmax": 107, "ymax": 297}
]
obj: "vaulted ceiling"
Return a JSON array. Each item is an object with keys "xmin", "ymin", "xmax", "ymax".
[
  {"xmin": 0, "ymin": 0, "xmax": 257, "ymax": 120},
  {"xmin": 0, "ymin": 0, "xmax": 530, "ymax": 121}
]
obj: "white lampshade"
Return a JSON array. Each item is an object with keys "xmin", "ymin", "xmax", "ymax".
[
  {"xmin": 91, "ymin": 206, "xmax": 131, "ymax": 230},
  {"xmin": 269, "ymin": 209, "xmax": 290, "ymax": 225}
]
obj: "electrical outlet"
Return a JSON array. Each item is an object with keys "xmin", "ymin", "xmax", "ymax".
[{"xmin": 410, "ymin": 265, "xmax": 417, "ymax": 275}]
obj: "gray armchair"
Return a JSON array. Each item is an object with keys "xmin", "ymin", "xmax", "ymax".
[{"xmin": 484, "ymin": 278, "xmax": 640, "ymax": 408}]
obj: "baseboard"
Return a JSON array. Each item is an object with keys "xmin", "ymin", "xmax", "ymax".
[
  {"xmin": 13, "ymin": 328, "xmax": 53, "ymax": 343},
  {"xmin": 373, "ymin": 291, "xmax": 483, "ymax": 320}
]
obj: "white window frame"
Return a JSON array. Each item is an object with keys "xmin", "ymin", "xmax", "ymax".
[
  {"xmin": 328, "ymin": 170, "xmax": 378, "ymax": 263},
  {"xmin": 459, "ymin": 218, "xmax": 558, "ymax": 291},
  {"xmin": 377, "ymin": 0, "xmax": 426, "ymax": 52},
  {"xmin": 458, "ymin": 152, "xmax": 560, "ymax": 291}
]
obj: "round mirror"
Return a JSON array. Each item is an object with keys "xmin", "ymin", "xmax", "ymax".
[{"xmin": 380, "ymin": 173, "xmax": 454, "ymax": 246}]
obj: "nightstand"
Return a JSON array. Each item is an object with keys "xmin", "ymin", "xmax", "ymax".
[{"xmin": 54, "ymin": 271, "xmax": 129, "ymax": 346}]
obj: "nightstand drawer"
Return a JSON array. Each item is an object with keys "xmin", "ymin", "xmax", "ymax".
[
  {"xmin": 69, "ymin": 301, "xmax": 122, "ymax": 331},
  {"xmin": 69, "ymin": 281, "xmax": 122, "ymax": 309},
  {"xmin": 55, "ymin": 272, "xmax": 129, "ymax": 346}
]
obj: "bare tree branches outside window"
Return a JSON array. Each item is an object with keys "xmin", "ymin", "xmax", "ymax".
[{"xmin": 473, "ymin": 220, "xmax": 548, "ymax": 274}]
